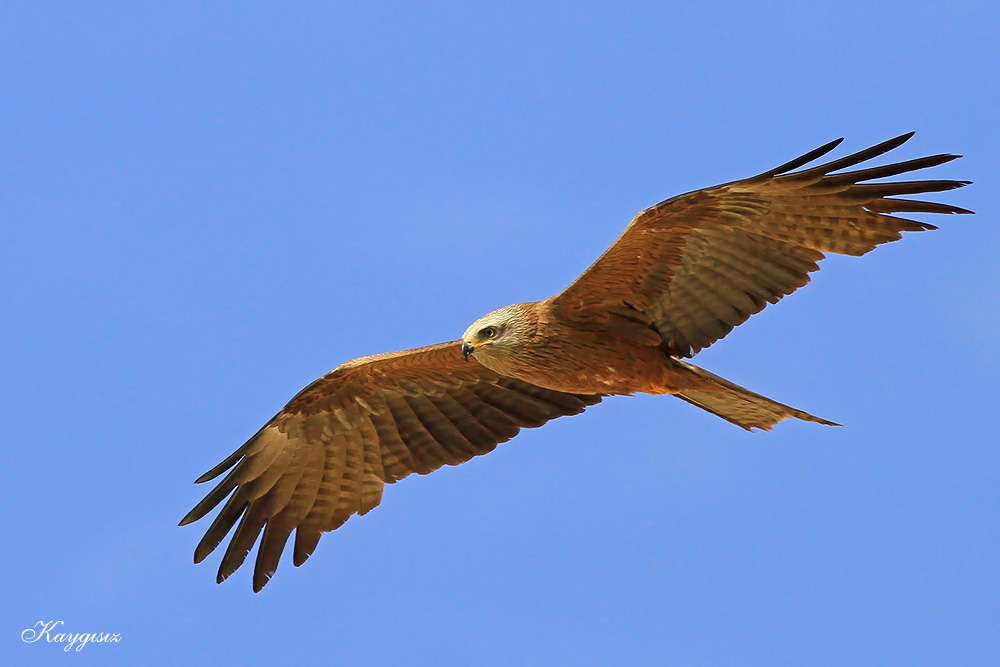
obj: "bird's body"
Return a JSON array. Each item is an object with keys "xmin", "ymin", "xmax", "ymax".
[
  {"xmin": 182, "ymin": 133, "xmax": 970, "ymax": 591},
  {"xmin": 463, "ymin": 301, "xmax": 667, "ymax": 395}
]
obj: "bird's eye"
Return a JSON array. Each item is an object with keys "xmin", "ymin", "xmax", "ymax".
[{"xmin": 481, "ymin": 326, "xmax": 497, "ymax": 339}]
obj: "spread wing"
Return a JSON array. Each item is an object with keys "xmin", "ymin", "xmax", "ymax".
[
  {"xmin": 180, "ymin": 341, "xmax": 601, "ymax": 591},
  {"xmin": 550, "ymin": 133, "xmax": 971, "ymax": 357}
]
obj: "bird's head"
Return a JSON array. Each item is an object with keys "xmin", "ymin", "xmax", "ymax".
[{"xmin": 461, "ymin": 304, "xmax": 534, "ymax": 364}]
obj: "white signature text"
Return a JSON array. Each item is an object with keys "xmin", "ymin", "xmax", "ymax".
[{"xmin": 21, "ymin": 621, "xmax": 121, "ymax": 652}]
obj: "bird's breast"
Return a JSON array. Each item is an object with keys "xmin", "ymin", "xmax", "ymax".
[{"xmin": 482, "ymin": 334, "xmax": 668, "ymax": 396}]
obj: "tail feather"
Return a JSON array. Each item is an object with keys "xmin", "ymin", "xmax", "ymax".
[{"xmin": 671, "ymin": 359, "xmax": 839, "ymax": 431}]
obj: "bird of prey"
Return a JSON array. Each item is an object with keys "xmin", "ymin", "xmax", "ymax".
[{"xmin": 181, "ymin": 133, "xmax": 970, "ymax": 591}]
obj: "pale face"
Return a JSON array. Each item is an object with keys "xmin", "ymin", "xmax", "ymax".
[
  {"xmin": 462, "ymin": 309, "xmax": 509, "ymax": 356},
  {"xmin": 460, "ymin": 304, "xmax": 534, "ymax": 368}
]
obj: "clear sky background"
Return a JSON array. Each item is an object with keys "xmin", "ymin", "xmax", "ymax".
[{"xmin": 3, "ymin": 3, "xmax": 998, "ymax": 665}]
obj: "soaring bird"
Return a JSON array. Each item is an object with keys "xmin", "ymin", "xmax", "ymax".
[{"xmin": 181, "ymin": 133, "xmax": 970, "ymax": 591}]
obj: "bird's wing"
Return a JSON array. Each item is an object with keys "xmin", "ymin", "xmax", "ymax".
[
  {"xmin": 180, "ymin": 341, "xmax": 601, "ymax": 591},
  {"xmin": 549, "ymin": 133, "xmax": 971, "ymax": 357}
]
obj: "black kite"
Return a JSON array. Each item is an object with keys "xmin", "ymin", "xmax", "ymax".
[{"xmin": 181, "ymin": 133, "xmax": 970, "ymax": 590}]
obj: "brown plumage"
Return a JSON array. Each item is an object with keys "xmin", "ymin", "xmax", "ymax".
[{"xmin": 181, "ymin": 133, "xmax": 970, "ymax": 590}]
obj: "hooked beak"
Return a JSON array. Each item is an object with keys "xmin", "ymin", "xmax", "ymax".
[{"xmin": 461, "ymin": 341, "xmax": 475, "ymax": 361}]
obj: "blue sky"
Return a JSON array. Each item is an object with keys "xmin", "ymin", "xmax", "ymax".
[{"xmin": 3, "ymin": 2, "xmax": 997, "ymax": 665}]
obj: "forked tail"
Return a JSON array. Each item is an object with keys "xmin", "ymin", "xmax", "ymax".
[{"xmin": 670, "ymin": 359, "xmax": 839, "ymax": 431}]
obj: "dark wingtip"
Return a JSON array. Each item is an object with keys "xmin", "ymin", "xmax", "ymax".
[
  {"xmin": 883, "ymin": 131, "xmax": 916, "ymax": 149},
  {"xmin": 178, "ymin": 510, "xmax": 199, "ymax": 527},
  {"xmin": 193, "ymin": 537, "xmax": 218, "ymax": 564},
  {"xmin": 194, "ymin": 453, "xmax": 242, "ymax": 484},
  {"xmin": 253, "ymin": 569, "xmax": 273, "ymax": 592},
  {"xmin": 821, "ymin": 137, "xmax": 846, "ymax": 152},
  {"xmin": 816, "ymin": 417, "xmax": 841, "ymax": 427},
  {"xmin": 216, "ymin": 567, "xmax": 231, "ymax": 585},
  {"xmin": 947, "ymin": 179, "xmax": 974, "ymax": 216},
  {"xmin": 858, "ymin": 131, "xmax": 916, "ymax": 160},
  {"xmin": 755, "ymin": 137, "xmax": 844, "ymax": 179}
]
